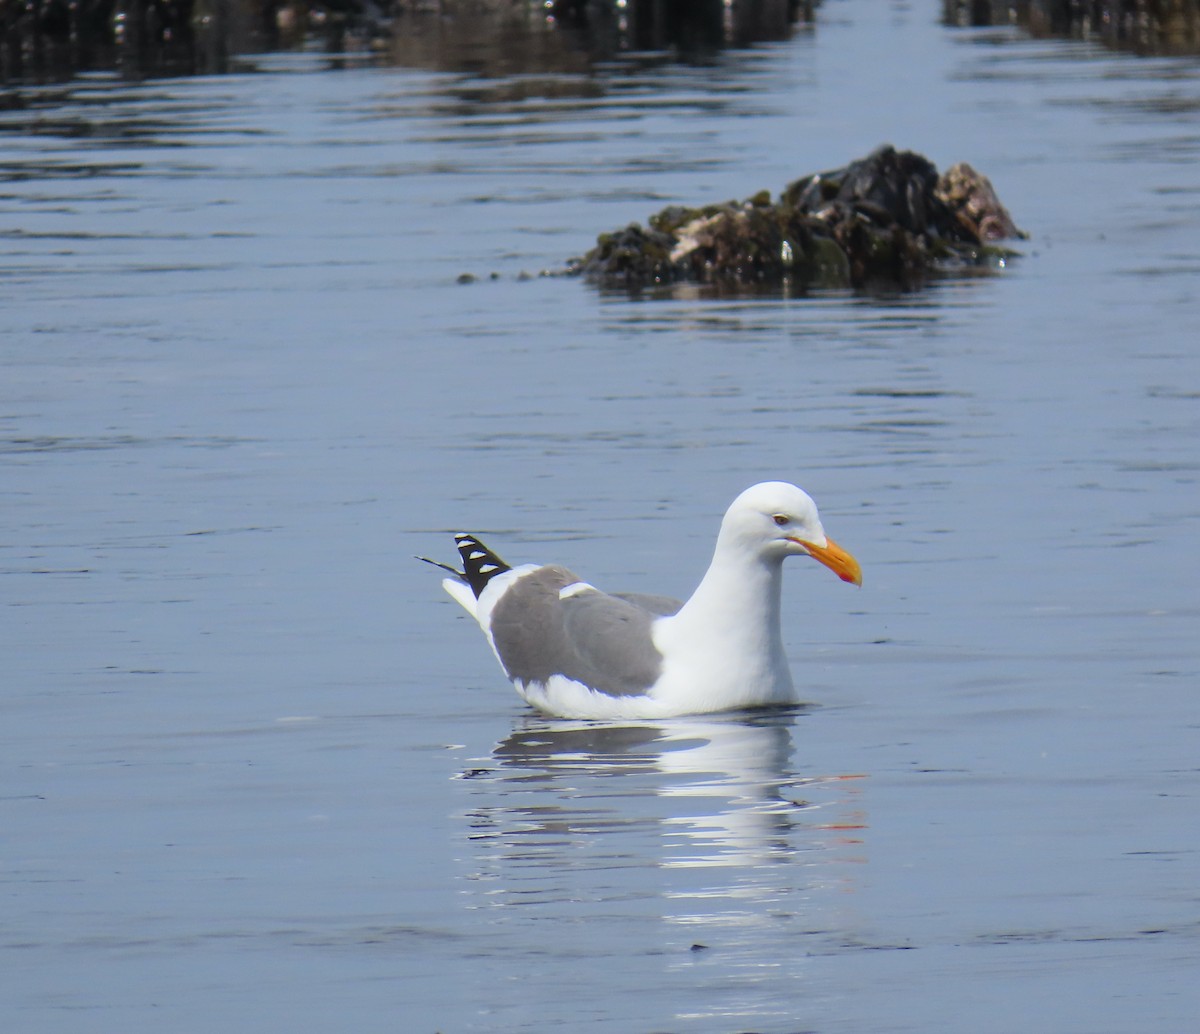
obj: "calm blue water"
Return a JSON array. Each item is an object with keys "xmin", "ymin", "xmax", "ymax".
[{"xmin": 3, "ymin": 2, "xmax": 1198, "ymax": 1031}]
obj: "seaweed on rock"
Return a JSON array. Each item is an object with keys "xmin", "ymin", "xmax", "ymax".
[{"xmin": 571, "ymin": 145, "xmax": 1023, "ymax": 293}]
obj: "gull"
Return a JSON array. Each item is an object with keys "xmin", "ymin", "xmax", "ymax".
[{"xmin": 420, "ymin": 482, "xmax": 861, "ymax": 719}]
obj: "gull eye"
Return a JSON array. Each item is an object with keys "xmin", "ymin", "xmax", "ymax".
[{"xmin": 772, "ymin": 514, "xmax": 790, "ymax": 527}]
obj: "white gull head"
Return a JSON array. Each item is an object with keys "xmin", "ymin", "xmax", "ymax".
[
  {"xmin": 643, "ymin": 481, "xmax": 861, "ymax": 716},
  {"xmin": 714, "ymin": 481, "xmax": 862, "ymax": 582}
]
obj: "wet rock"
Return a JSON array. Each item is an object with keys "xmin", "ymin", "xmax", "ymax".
[
  {"xmin": 935, "ymin": 161, "xmax": 1025, "ymax": 242},
  {"xmin": 571, "ymin": 144, "xmax": 1023, "ymax": 293}
]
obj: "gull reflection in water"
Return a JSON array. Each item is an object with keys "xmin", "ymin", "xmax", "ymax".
[{"xmin": 457, "ymin": 709, "xmax": 867, "ymax": 939}]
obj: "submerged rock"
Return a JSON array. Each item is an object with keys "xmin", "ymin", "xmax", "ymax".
[{"xmin": 571, "ymin": 145, "xmax": 1023, "ymax": 293}]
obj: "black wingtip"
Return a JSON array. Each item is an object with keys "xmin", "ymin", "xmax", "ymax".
[{"xmin": 453, "ymin": 533, "xmax": 512, "ymax": 598}]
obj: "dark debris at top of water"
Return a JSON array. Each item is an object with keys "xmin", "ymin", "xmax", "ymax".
[
  {"xmin": 5, "ymin": 0, "xmax": 1198, "ymax": 92},
  {"xmin": 943, "ymin": 0, "xmax": 1200, "ymax": 56},
  {"xmin": 0, "ymin": 0, "xmax": 814, "ymax": 86}
]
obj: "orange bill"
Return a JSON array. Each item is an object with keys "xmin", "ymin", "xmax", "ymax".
[{"xmin": 793, "ymin": 535, "xmax": 862, "ymax": 586}]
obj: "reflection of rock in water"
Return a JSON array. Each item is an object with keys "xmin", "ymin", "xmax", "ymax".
[
  {"xmin": 2, "ymin": 0, "xmax": 812, "ymax": 84},
  {"xmin": 388, "ymin": 0, "xmax": 811, "ymax": 78},
  {"xmin": 8, "ymin": 0, "xmax": 1199, "ymax": 85},
  {"xmin": 458, "ymin": 711, "xmax": 867, "ymax": 923},
  {"xmin": 548, "ymin": 0, "xmax": 811, "ymax": 54},
  {"xmin": 2, "ymin": 0, "xmax": 262, "ymax": 81},
  {"xmin": 944, "ymin": 0, "xmax": 1200, "ymax": 56}
]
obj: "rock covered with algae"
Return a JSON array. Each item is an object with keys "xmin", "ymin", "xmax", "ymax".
[{"xmin": 570, "ymin": 145, "xmax": 1023, "ymax": 292}]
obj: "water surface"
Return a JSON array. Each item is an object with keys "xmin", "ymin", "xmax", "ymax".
[{"xmin": 3, "ymin": 3, "xmax": 1199, "ymax": 1031}]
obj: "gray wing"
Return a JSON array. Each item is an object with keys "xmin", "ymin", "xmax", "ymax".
[
  {"xmin": 610, "ymin": 592, "xmax": 683, "ymax": 618},
  {"xmin": 488, "ymin": 566, "xmax": 680, "ymax": 698}
]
